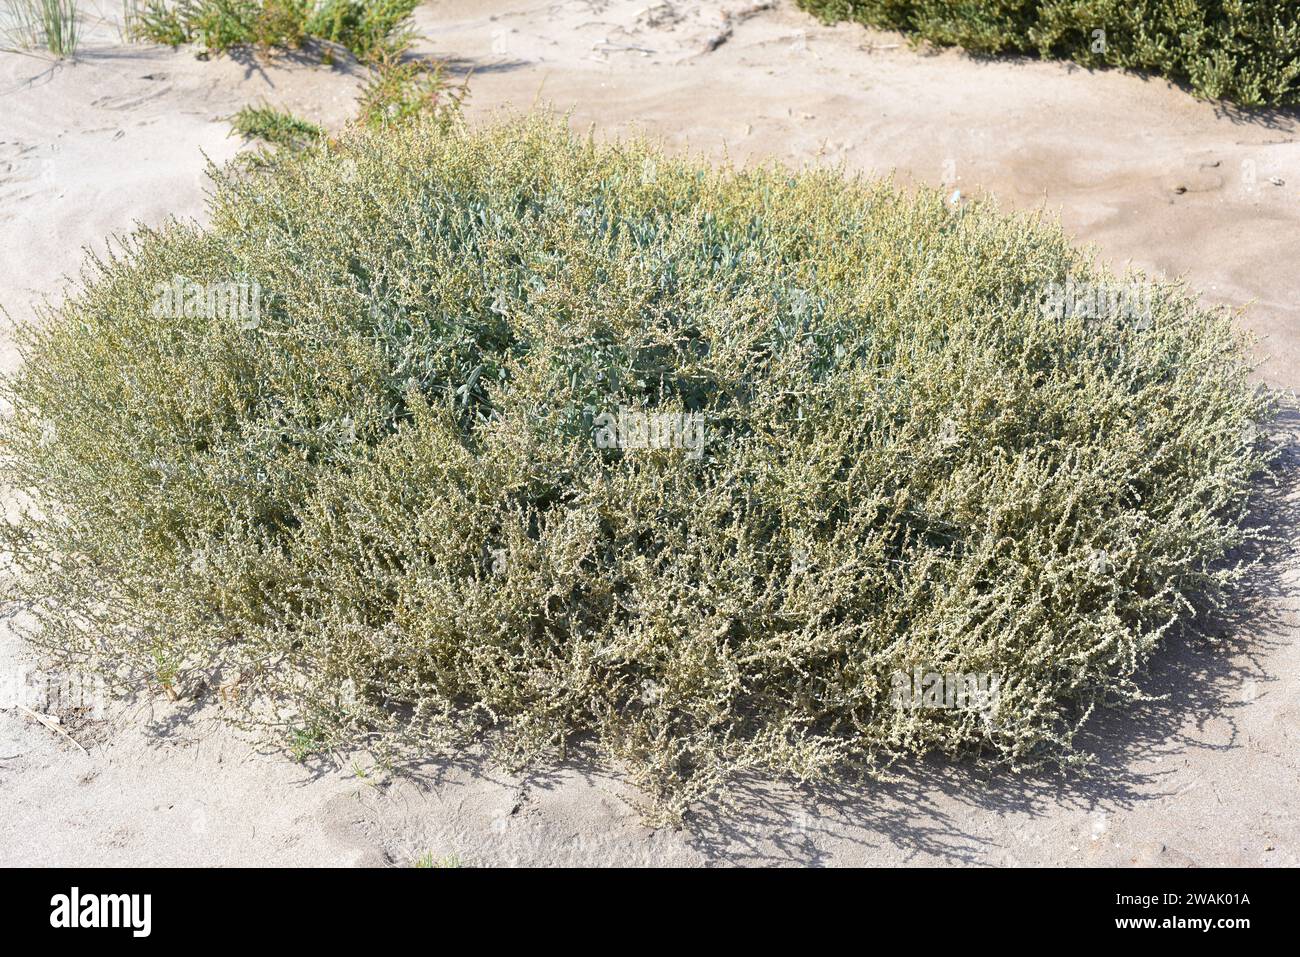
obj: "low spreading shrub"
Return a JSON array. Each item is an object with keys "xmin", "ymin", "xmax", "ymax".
[
  {"xmin": 230, "ymin": 103, "xmax": 323, "ymax": 149},
  {"xmin": 131, "ymin": 0, "xmax": 417, "ymax": 60},
  {"xmin": 355, "ymin": 54, "xmax": 467, "ymax": 131},
  {"xmin": 304, "ymin": 0, "xmax": 415, "ymax": 60},
  {"xmin": 799, "ymin": 1, "xmax": 1300, "ymax": 107},
  {"xmin": 227, "ymin": 58, "xmax": 464, "ymax": 170},
  {"xmin": 0, "ymin": 117, "xmax": 1273, "ymax": 820},
  {"xmin": 227, "ymin": 103, "xmax": 324, "ymax": 172}
]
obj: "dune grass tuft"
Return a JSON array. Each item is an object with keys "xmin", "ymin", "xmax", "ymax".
[
  {"xmin": 2, "ymin": 0, "xmax": 80, "ymax": 57},
  {"xmin": 0, "ymin": 116, "xmax": 1275, "ymax": 820}
]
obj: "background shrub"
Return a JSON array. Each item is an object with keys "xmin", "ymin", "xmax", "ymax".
[
  {"xmin": 230, "ymin": 103, "xmax": 323, "ymax": 149},
  {"xmin": 131, "ymin": 0, "xmax": 417, "ymax": 60},
  {"xmin": 356, "ymin": 54, "xmax": 467, "ymax": 130},
  {"xmin": 0, "ymin": 117, "xmax": 1273, "ymax": 820},
  {"xmin": 799, "ymin": 1, "xmax": 1300, "ymax": 107}
]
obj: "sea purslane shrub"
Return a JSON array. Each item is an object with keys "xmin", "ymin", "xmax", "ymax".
[
  {"xmin": 799, "ymin": 1, "xmax": 1300, "ymax": 107},
  {"xmin": 0, "ymin": 118, "xmax": 1272, "ymax": 818}
]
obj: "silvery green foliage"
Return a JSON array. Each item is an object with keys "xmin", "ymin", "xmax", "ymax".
[{"xmin": 0, "ymin": 118, "xmax": 1274, "ymax": 820}]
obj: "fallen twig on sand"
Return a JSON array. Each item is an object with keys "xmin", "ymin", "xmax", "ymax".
[{"xmin": 3, "ymin": 703, "xmax": 89, "ymax": 755}]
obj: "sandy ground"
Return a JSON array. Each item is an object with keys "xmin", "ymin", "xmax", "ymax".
[{"xmin": 1, "ymin": 0, "xmax": 1297, "ymax": 866}]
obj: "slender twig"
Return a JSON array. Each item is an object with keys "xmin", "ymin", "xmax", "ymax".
[{"xmin": 9, "ymin": 703, "xmax": 90, "ymax": 754}]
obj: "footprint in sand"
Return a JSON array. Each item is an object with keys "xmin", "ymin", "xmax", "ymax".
[
  {"xmin": 0, "ymin": 141, "xmax": 40, "ymax": 219},
  {"xmin": 313, "ymin": 792, "xmax": 391, "ymax": 867},
  {"xmin": 91, "ymin": 84, "xmax": 174, "ymax": 112}
]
